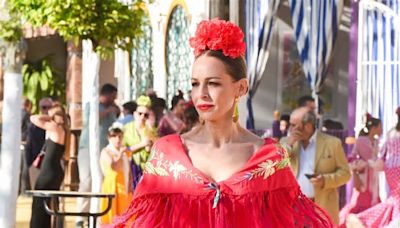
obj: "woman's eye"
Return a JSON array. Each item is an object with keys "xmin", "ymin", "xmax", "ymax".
[
  {"xmin": 191, "ymin": 82, "xmax": 199, "ymax": 87},
  {"xmin": 208, "ymin": 82, "xmax": 220, "ymax": 86}
]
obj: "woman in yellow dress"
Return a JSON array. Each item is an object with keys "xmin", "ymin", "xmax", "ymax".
[{"xmin": 100, "ymin": 124, "xmax": 132, "ymax": 225}]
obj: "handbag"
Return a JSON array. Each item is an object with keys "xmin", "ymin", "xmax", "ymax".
[{"xmin": 32, "ymin": 145, "xmax": 46, "ymax": 169}]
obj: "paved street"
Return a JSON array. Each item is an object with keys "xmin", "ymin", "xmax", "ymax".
[{"xmin": 16, "ymin": 196, "xmax": 76, "ymax": 228}]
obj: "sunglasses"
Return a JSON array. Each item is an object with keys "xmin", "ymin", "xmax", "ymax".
[
  {"xmin": 40, "ymin": 105, "xmax": 51, "ymax": 110},
  {"xmin": 137, "ymin": 111, "xmax": 149, "ymax": 118}
]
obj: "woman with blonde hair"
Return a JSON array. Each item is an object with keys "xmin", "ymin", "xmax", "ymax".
[
  {"xmin": 29, "ymin": 104, "xmax": 69, "ymax": 228},
  {"xmin": 123, "ymin": 95, "xmax": 158, "ymax": 190}
]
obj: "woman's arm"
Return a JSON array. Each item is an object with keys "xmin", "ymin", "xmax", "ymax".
[
  {"xmin": 128, "ymin": 139, "xmax": 151, "ymax": 153},
  {"xmin": 30, "ymin": 114, "xmax": 56, "ymax": 131},
  {"xmin": 368, "ymin": 158, "xmax": 384, "ymax": 171},
  {"xmin": 100, "ymin": 149, "xmax": 112, "ymax": 175}
]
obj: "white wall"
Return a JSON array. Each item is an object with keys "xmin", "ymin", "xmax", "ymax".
[{"xmin": 148, "ymin": 0, "xmax": 209, "ymax": 99}]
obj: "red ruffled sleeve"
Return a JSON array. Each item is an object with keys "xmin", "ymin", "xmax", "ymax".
[{"xmin": 108, "ymin": 135, "xmax": 333, "ymax": 228}]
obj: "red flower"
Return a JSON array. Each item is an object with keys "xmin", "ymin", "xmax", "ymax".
[{"xmin": 189, "ymin": 18, "xmax": 246, "ymax": 59}]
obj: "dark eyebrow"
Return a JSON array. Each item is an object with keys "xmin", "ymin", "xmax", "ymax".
[{"xmin": 191, "ymin": 77, "xmax": 221, "ymax": 81}]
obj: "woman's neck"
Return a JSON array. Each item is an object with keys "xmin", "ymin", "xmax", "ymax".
[
  {"xmin": 135, "ymin": 121, "xmax": 145, "ymax": 129},
  {"xmin": 201, "ymin": 117, "xmax": 240, "ymax": 148},
  {"xmin": 172, "ymin": 109, "xmax": 182, "ymax": 119},
  {"xmin": 107, "ymin": 143, "xmax": 120, "ymax": 152}
]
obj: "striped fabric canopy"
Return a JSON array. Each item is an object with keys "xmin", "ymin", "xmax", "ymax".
[
  {"xmin": 245, "ymin": 0, "xmax": 280, "ymax": 129},
  {"xmin": 289, "ymin": 0, "xmax": 343, "ymax": 108},
  {"xmin": 356, "ymin": 0, "xmax": 400, "ymax": 139}
]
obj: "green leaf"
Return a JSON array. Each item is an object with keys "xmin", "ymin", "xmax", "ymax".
[
  {"xmin": 39, "ymin": 76, "xmax": 49, "ymax": 91},
  {"xmin": 10, "ymin": 0, "xmax": 147, "ymax": 58}
]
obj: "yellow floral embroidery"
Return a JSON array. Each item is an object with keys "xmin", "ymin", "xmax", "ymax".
[
  {"xmin": 245, "ymin": 160, "xmax": 277, "ymax": 180},
  {"xmin": 243, "ymin": 143, "xmax": 290, "ymax": 180},
  {"xmin": 275, "ymin": 143, "xmax": 291, "ymax": 169},
  {"xmin": 144, "ymin": 162, "xmax": 169, "ymax": 176},
  {"xmin": 143, "ymin": 149, "xmax": 203, "ymax": 184}
]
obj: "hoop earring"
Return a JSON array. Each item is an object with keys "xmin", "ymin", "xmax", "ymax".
[{"xmin": 233, "ymin": 98, "xmax": 239, "ymax": 123}]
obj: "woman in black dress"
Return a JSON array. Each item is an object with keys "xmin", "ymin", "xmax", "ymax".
[{"xmin": 29, "ymin": 104, "xmax": 69, "ymax": 228}]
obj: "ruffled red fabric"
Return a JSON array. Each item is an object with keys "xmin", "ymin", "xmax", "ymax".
[{"xmin": 108, "ymin": 135, "xmax": 333, "ymax": 228}]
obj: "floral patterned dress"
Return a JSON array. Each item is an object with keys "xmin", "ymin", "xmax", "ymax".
[{"xmin": 110, "ymin": 135, "xmax": 333, "ymax": 227}]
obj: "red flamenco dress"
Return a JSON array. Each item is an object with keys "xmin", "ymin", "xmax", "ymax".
[{"xmin": 110, "ymin": 135, "xmax": 333, "ymax": 227}]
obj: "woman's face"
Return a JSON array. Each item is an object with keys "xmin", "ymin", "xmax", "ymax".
[
  {"xmin": 134, "ymin": 105, "xmax": 150, "ymax": 126},
  {"xmin": 371, "ymin": 123, "xmax": 383, "ymax": 137},
  {"xmin": 174, "ymin": 99, "xmax": 186, "ymax": 115},
  {"xmin": 109, "ymin": 133, "xmax": 123, "ymax": 149},
  {"xmin": 280, "ymin": 120, "xmax": 288, "ymax": 132},
  {"xmin": 191, "ymin": 55, "xmax": 246, "ymax": 122}
]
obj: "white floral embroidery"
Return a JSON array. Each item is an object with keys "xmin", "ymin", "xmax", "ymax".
[{"xmin": 169, "ymin": 161, "xmax": 187, "ymax": 180}]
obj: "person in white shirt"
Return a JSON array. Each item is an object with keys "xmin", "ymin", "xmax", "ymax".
[{"xmin": 282, "ymin": 107, "xmax": 351, "ymax": 225}]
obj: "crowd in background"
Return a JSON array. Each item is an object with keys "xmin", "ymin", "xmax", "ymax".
[
  {"xmin": 18, "ymin": 83, "xmax": 200, "ymax": 227},
  {"xmin": 17, "ymin": 87, "xmax": 400, "ymax": 227},
  {"xmin": 273, "ymin": 95, "xmax": 400, "ymax": 227}
]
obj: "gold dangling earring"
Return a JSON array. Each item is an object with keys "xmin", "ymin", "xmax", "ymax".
[{"xmin": 232, "ymin": 98, "xmax": 239, "ymax": 123}]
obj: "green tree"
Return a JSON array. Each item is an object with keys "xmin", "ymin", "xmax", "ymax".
[
  {"xmin": 22, "ymin": 57, "xmax": 65, "ymax": 113},
  {"xmin": 9, "ymin": 0, "xmax": 147, "ymax": 58}
]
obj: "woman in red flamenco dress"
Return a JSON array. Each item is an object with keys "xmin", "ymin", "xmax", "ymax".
[{"xmin": 109, "ymin": 19, "xmax": 333, "ymax": 228}]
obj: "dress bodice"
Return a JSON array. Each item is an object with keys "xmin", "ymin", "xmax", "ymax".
[{"xmin": 110, "ymin": 135, "xmax": 333, "ymax": 228}]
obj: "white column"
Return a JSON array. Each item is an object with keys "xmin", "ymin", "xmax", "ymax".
[
  {"xmin": 152, "ymin": 15, "xmax": 167, "ymax": 99},
  {"xmin": 83, "ymin": 40, "xmax": 102, "ymax": 227},
  {"xmin": 115, "ymin": 49, "xmax": 131, "ymax": 103},
  {"xmin": 0, "ymin": 72, "xmax": 22, "ymax": 228}
]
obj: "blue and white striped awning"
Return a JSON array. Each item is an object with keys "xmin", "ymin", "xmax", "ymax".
[
  {"xmin": 356, "ymin": 0, "xmax": 400, "ymax": 139},
  {"xmin": 289, "ymin": 0, "xmax": 343, "ymax": 107},
  {"xmin": 245, "ymin": 0, "xmax": 280, "ymax": 129}
]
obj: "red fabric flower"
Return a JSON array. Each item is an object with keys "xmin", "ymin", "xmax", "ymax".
[{"xmin": 189, "ymin": 18, "xmax": 246, "ymax": 59}]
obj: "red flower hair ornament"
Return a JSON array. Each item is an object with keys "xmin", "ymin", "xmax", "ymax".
[{"xmin": 189, "ymin": 18, "xmax": 246, "ymax": 59}]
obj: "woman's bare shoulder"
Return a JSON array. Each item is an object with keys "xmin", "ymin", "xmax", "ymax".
[
  {"xmin": 238, "ymin": 126, "xmax": 265, "ymax": 148},
  {"xmin": 180, "ymin": 125, "xmax": 203, "ymax": 143}
]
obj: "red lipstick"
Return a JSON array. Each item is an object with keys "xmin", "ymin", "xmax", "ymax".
[{"xmin": 197, "ymin": 104, "xmax": 214, "ymax": 111}]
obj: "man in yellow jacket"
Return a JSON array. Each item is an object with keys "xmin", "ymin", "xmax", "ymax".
[{"xmin": 282, "ymin": 107, "xmax": 351, "ymax": 224}]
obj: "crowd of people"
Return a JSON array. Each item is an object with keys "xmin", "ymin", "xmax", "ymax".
[
  {"xmin": 272, "ymin": 95, "xmax": 400, "ymax": 227},
  {"xmin": 19, "ymin": 85, "xmax": 200, "ymax": 227},
  {"xmin": 18, "ymin": 18, "xmax": 400, "ymax": 228},
  {"xmin": 73, "ymin": 85, "xmax": 200, "ymax": 227}
]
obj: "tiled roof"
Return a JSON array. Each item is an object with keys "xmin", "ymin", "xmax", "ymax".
[{"xmin": 23, "ymin": 24, "xmax": 56, "ymax": 39}]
